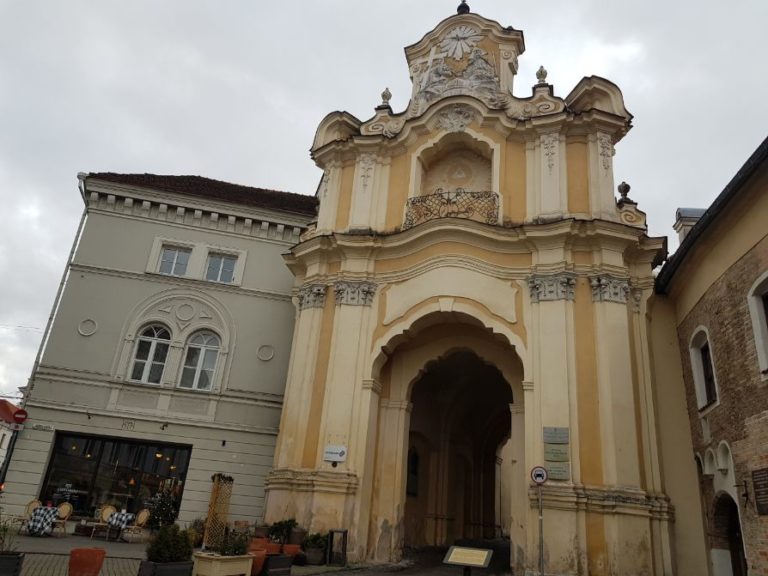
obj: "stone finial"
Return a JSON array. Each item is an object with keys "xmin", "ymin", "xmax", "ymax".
[
  {"xmin": 536, "ymin": 65, "xmax": 548, "ymax": 85},
  {"xmin": 618, "ymin": 181, "xmax": 631, "ymax": 200},
  {"xmin": 457, "ymin": 0, "xmax": 470, "ymax": 14},
  {"xmin": 381, "ymin": 87, "xmax": 392, "ymax": 106}
]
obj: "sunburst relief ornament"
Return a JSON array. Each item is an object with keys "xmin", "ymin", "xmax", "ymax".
[{"xmin": 441, "ymin": 25, "xmax": 483, "ymax": 60}]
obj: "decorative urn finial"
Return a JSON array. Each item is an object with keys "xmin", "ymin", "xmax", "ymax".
[
  {"xmin": 457, "ymin": 0, "xmax": 470, "ymax": 14},
  {"xmin": 536, "ymin": 65, "xmax": 548, "ymax": 85},
  {"xmin": 618, "ymin": 181, "xmax": 631, "ymax": 200},
  {"xmin": 381, "ymin": 87, "xmax": 392, "ymax": 106}
]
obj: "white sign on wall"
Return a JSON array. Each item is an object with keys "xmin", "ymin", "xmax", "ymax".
[{"xmin": 323, "ymin": 445, "xmax": 347, "ymax": 463}]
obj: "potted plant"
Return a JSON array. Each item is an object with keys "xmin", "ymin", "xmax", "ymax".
[
  {"xmin": 287, "ymin": 525, "xmax": 307, "ymax": 546},
  {"xmin": 193, "ymin": 531, "xmax": 254, "ymax": 576},
  {"xmin": 0, "ymin": 510, "xmax": 23, "ymax": 576},
  {"xmin": 147, "ymin": 491, "xmax": 180, "ymax": 531},
  {"xmin": 302, "ymin": 533, "xmax": 327, "ymax": 566},
  {"xmin": 138, "ymin": 524, "xmax": 194, "ymax": 576},
  {"xmin": 187, "ymin": 518, "xmax": 206, "ymax": 548},
  {"xmin": 266, "ymin": 519, "xmax": 296, "ymax": 553}
]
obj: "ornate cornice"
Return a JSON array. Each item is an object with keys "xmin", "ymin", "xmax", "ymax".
[
  {"xmin": 265, "ymin": 468, "xmax": 359, "ymax": 495},
  {"xmin": 590, "ymin": 275, "xmax": 630, "ymax": 303},
  {"xmin": 529, "ymin": 483, "xmax": 674, "ymax": 521},
  {"xmin": 528, "ymin": 273, "xmax": 576, "ymax": 303},
  {"xmin": 297, "ymin": 284, "xmax": 327, "ymax": 310},
  {"xmin": 333, "ymin": 281, "xmax": 377, "ymax": 306}
]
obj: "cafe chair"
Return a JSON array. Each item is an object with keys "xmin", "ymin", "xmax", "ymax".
[
  {"xmin": 13, "ymin": 499, "xmax": 41, "ymax": 534},
  {"xmin": 52, "ymin": 501, "xmax": 73, "ymax": 537},
  {"xmin": 89, "ymin": 504, "xmax": 116, "ymax": 539},
  {"xmin": 120, "ymin": 508, "xmax": 151, "ymax": 543}
]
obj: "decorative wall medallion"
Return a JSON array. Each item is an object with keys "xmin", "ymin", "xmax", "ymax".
[
  {"xmin": 590, "ymin": 276, "xmax": 630, "ymax": 304},
  {"xmin": 528, "ymin": 273, "xmax": 576, "ymax": 303},
  {"xmin": 334, "ymin": 281, "xmax": 377, "ymax": 306},
  {"xmin": 175, "ymin": 304, "xmax": 195, "ymax": 322},
  {"xmin": 542, "ymin": 134, "xmax": 558, "ymax": 174},
  {"xmin": 440, "ymin": 25, "xmax": 484, "ymax": 60},
  {"xmin": 598, "ymin": 133, "xmax": 614, "ymax": 172},
  {"xmin": 298, "ymin": 284, "xmax": 327, "ymax": 310},
  {"xmin": 435, "ymin": 104, "xmax": 478, "ymax": 132},
  {"xmin": 77, "ymin": 318, "xmax": 98, "ymax": 336},
  {"xmin": 257, "ymin": 345, "xmax": 275, "ymax": 362}
]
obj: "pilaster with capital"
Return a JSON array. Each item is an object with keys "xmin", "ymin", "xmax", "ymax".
[{"xmin": 588, "ymin": 131, "xmax": 619, "ymax": 220}]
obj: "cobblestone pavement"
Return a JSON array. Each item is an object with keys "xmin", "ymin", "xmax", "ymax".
[{"xmin": 20, "ymin": 554, "xmax": 141, "ymax": 576}]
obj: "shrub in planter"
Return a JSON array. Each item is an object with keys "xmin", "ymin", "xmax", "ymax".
[
  {"xmin": 147, "ymin": 491, "xmax": 180, "ymax": 530},
  {"xmin": 193, "ymin": 531, "xmax": 254, "ymax": 576},
  {"xmin": 266, "ymin": 519, "xmax": 297, "ymax": 546},
  {"xmin": 302, "ymin": 533, "xmax": 327, "ymax": 566},
  {"xmin": 138, "ymin": 524, "xmax": 194, "ymax": 576},
  {"xmin": 0, "ymin": 508, "xmax": 24, "ymax": 576},
  {"xmin": 187, "ymin": 518, "xmax": 206, "ymax": 548}
]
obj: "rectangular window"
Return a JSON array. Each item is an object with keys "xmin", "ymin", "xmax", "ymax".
[
  {"xmin": 700, "ymin": 342, "xmax": 717, "ymax": 407},
  {"xmin": 158, "ymin": 247, "xmax": 191, "ymax": 276},
  {"xmin": 39, "ymin": 432, "xmax": 191, "ymax": 516},
  {"xmin": 205, "ymin": 253, "xmax": 237, "ymax": 283}
]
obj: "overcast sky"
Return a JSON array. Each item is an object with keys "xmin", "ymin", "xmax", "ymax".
[{"xmin": 1, "ymin": 0, "xmax": 767, "ymax": 399}]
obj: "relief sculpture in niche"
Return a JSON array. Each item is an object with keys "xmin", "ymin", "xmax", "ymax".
[
  {"xmin": 410, "ymin": 25, "xmax": 507, "ymax": 116},
  {"xmin": 422, "ymin": 149, "xmax": 491, "ymax": 195}
]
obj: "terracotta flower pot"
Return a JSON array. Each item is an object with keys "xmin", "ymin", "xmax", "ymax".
[
  {"xmin": 282, "ymin": 544, "xmax": 301, "ymax": 558},
  {"xmin": 250, "ymin": 537, "xmax": 269, "ymax": 550},
  {"xmin": 249, "ymin": 548, "xmax": 267, "ymax": 576},
  {"xmin": 68, "ymin": 548, "xmax": 106, "ymax": 576},
  {"xmin": 265, "ymin": 542, "xmax": 282, "ymax": 555}
]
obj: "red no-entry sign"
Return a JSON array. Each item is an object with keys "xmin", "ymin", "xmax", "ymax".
[{"xmin": 12, "ymin": 409, "xmax": 28, "ymax": 424}]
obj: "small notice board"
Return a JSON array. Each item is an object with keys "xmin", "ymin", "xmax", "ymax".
[{"xmin": 443, "ymin": 546, "xmax": 493, "ymax": 568}]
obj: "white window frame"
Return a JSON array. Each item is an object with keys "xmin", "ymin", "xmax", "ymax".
[
  {"xmin": 158, "ymin": 245, "xmax": 192, "ymax": 277},
  {"xmin": 178, "ymin": 331, "xmax": 220, "ymax": 392},
  {"xmin": 205, "ymin": 252, "xmax": 238, "ymax": 283},
  {"xmin": 129, "ymin": 325, "xmax": 172, "ymax": 385},
  {"xmin": 689, "ymin": 326, "xmax": 720, "ymax": 413},
  {"xmin": 146, "ymin": 238, "xmax": 246, "ymax": 287},
  {"xmin": 747, "ymin": 271, "xmax": 768, "ymax": 381}
]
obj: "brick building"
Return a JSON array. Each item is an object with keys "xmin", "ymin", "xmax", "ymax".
[{"xmin": 655, "ymin": 135, "xmax": 768, "ymax": 576}]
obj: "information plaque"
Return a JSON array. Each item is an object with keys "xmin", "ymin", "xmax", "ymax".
[
  {"xmin": 753, "ymin": 468, "xmax": 768, "ymax": 516},
  {"xmin": 544, "ymin": 443, "xmax": 570, "ymax": 462},
  {"xmin": 543, "ymin": 427, "xmax": 570, "ymax": 444},
  {"xmin": 443, "ymin": 546, "xmax": 493, "ymax": 568},
  {"xmin": 546, "ymin": 461, "xmax": 571, "ymax": 481}
]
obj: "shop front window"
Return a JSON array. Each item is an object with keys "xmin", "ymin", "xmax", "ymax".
[{"xmin": 40, "ymin": 433, "xmax": 191, "ymax": 517}]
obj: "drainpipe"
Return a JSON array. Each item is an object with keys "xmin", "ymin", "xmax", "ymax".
[{"xmin": 0, "ymin": 174, "xmax": 90, "ymax": 486}]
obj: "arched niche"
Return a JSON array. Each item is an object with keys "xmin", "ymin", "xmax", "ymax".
[{"xmin": 418, "ymin": 133, "xmax": 493, "ymax": 196}]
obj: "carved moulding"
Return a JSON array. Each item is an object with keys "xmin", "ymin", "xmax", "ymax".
[
  {"xmin": 528, "ymin": 273, "xmax": 576, "ymax": 303},
  {"xmin": 529, "ymin": 483, "xmax": 674, "ymax": 521},
  {"xmin": 334, "ymin": 281, "xmax": 377, "ymax": 306},
  {"xmin": 434, "ymin": 104, "xmax": 478, "ymax": 133},
  {"xmin": 590, "ymin": 275, "xmax": 630, "ymax": 304},
  {"xmin": 362, "ymin": 118, "xmax": 405, "ymax": 139},
  {"xmin": 265, "ymin": 468, "xmax": 358, "ymax": 495},
  {"xmin": 297, "ymin": 284, "xmax": 327, "ymax": 310}
]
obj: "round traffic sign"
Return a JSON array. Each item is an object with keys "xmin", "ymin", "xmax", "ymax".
[
  {"xmin": 12, "ymin": 409, "xmax": 28, "ymax": 424},
  {"xmin": 531, "ymin": 465, "xmax": 548, "ymax": 484}
]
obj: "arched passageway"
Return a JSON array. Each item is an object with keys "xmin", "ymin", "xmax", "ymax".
[
  {"xmin": 367, "ymin": 315, "xmax": 527, "ymax": 563},
  {"xmin": 404, "ymin": 350, "xmax": 513, "ymax": 547},
  {"xmin": 710, "ymin": 493, "xmax": 747, "ymax": 576}
]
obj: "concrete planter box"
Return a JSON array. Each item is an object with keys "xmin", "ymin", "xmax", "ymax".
[
  {"xmin": 138, "ymin": 560, "xmax": 194, "ymax": 576},
  {"xmin": 193, "ymin": 552, "xmax": 254, "ymax": 576}
]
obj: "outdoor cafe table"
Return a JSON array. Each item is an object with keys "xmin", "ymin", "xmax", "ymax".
[{"xmin": 26, "ymin": 506, "xmax": 59, "ymax": 536}]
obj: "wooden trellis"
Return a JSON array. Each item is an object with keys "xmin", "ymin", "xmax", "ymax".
[{"xmin": 202, "ymin": 473, "xmax": 234, "ymax": 550}]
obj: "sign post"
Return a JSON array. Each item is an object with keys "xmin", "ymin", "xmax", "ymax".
[
  {"xmin": 443, "ymin": 546, "xmax": 493, "ymax": 576},
  {"xmin": 0, "ymin": 408, "xmax": 29, "ymax": 488},
  {"xmin": 531, "ymin": 466, "xmax": 548, "ymax": 576}
]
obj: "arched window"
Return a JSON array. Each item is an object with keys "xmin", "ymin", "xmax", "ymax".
[
  {"xmin": 130, "ymin": 325, "xmax": 171, "ymax": 384},
  {"xmin": 179, "ymin": 332, "xmax": 220, "ymax": 391},
  {"xmin": 689, "ymin": 327, "xmax": 718, "ymax": 410},
  {"xmin": 747, "ymin": 271, "xmax": 768, "ymax": 377}
]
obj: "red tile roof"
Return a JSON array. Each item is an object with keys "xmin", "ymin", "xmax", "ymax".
[
  {"xmin": 88, "ymin": 173, "xmax": 318, "ymax": 217},
  {"xmin": 0, "ymin": 400, "xmax": 20, "ymax": 424}
]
